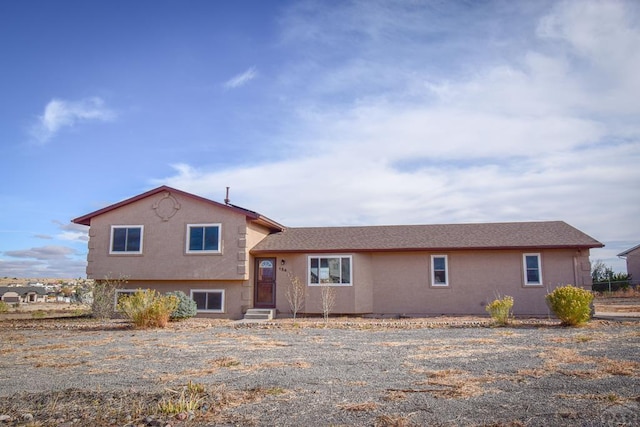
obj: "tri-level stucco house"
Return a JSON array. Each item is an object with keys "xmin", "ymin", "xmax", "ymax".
[{"xmin": 73, "ymin": 185, "xmax": 603, "ymax": 319}]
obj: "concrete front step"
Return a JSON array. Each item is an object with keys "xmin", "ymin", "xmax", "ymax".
[{"xmin": 243, "ymin": 308, "xmax": 276, "ymax": 320}]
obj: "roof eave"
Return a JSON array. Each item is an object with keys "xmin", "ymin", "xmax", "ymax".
[{"xmin": 251, "ymin": 243, "xmax": 604, "ymax": 254}]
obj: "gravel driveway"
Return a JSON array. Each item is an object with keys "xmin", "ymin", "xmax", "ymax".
[{"xmin": 1, "ymin": 317, "xmax": 638, "ymax": 426}]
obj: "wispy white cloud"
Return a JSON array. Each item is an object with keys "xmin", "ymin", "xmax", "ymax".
[
  {"xmin": 223, "ymin": 67, "xmax": 257, "ymax": 89},
  {"xmin": 155, "ymin": 0, "xmax": 640, "ymax": 273},
  {"xmin": 52, "ymin": 220, "xmax": 89, "ymax": 242},
  {"xmin": 4, "ymin": 245, "xmax": 77, "ymax": 260},
  {"xmin": 0, "ymin": 254, "xmax": 87, "ymax": 278},
  {"xmin": 30, "ymin": 96, "xmax": 115, "ymax": 144}
]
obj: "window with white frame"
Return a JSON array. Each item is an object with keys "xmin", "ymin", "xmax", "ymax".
[
  {"xmin": 308, "ymin": 255, "xmax": 352, "ymax": 286},
  {"xmin": 431, "ymin": 255, "xmax": 449, "ymax": 286},
  {"xmin": 110, "ymin": 226, "xmax": 143, "ymax": 254},
  {"xmin": 186, "ymin": 224, "xmax": 221, "ymax": 253},
  {"xmin": 523, "ymin": 253, "xmax": 542, "ymax": 285},
  {"xmin": 191, "ymin": 289, "xmax": 224, "ymax": 312}
]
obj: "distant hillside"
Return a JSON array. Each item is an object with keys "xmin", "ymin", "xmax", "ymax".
[{"xmin": 0, "ymin": 277, "xmax": 83, "ymax": 286}]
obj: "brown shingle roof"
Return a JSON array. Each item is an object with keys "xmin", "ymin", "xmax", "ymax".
[{"xmin": 251, "ymin": 221, "xmax": 603, "ymax": 253}]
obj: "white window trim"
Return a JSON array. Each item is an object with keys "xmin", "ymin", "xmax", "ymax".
[
  {"xmin": 190, "ymin": 289, "xmax": 225, "ymax": 313},
  {"xmin": 523, "ymin": 253, "xmax": 543, "ymax": 286},
  {"xmin": 308, "ymin": 255, "xmax": 353, "ymax": 286},
  {"xmin": 186, "ymin": 223, "xmax": 222, "ymax": 254},
  {"xmin": 109, "ymin": 225, "xmax": 144, "ymax": 254},
  {"xmin": 431, "ymin": 254, "xmax": 449, "ymax": 287}
]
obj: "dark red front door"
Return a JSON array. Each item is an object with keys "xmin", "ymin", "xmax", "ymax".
[{"xmin": 254, "ymin": 258, "xmax": 276, "ymax": 308}]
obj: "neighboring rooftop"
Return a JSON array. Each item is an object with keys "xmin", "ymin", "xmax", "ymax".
[
  {"xmin": 251, "ymin": 221, "xmax": 604, "ymax": 253},
  {"xmin": 618, "ymin": 244, "xmax": 640, "ymax": 257}
]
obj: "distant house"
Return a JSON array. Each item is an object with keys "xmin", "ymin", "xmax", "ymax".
[
  {"xmin": 0, "ymin": 287, "xmax": 48, "ymax": 304},
  {"xmin": 617, "ymin": 244, "xmax": 640, "ymax": 286},
  {"xmin": 73, "ymin": 186, "xmax": 603, "ymax": 319}
]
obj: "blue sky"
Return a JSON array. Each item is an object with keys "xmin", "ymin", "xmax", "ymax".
[{"xmin": 1, "ymin": 0, "xmax": 639, "ymax": 279}]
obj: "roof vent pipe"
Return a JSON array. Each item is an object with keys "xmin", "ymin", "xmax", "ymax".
[{"xmin": 224, "ymin": 187, "xmax": 230, "ymax": 205}]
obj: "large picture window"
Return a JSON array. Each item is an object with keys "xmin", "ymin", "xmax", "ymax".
[
  {"xmin": 110, "ymin": 226, "xmax": 143, "ymax": 254},
  {"xmin": 308, "ymin": 255, "xmax": 352, "ymax": 286},
  {"xmin": 191, "ymin": 290, "xmax": 224, "ymax": 313},
  {"xmin": 431, "ymin": 255, "xmax": 449, "ymax": 287},
  {"xmin": 523, "ymin": 253, "xmax": 542, "ymax": 285},
  {"xmin": 186, "ymin": 224, "xmax": 221, "ymax": 253}
]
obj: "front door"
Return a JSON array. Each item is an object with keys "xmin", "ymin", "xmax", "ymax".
[{"xmin": 254, "ymin": 258, "xmax": 276, "ymax": 308}]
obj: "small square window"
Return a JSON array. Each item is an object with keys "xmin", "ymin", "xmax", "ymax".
[
  {"xmin": 186, "ymin": 224, "xmax": 221, "ymax": 253},
  {"xmin": 110, "ymin": 226, "xmax": 143, "ymax": 254},
  {"xmin": 191, "ymin": 290, "xmax": 224, "ymax": 312}
]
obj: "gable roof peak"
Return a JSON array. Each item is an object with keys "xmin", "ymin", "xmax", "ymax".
[{"xmin": 72, "ymin": 185, "xmax": 284, "ymax": 231}]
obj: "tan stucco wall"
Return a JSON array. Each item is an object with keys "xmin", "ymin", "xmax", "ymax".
[
  {"xmin": 624, "ymin": 247, "xmax": 640, "ymax": 284},
  {"xmin": 270, "ymin": 253, "xmax": 374, "ymax": 316},
  {"xmin": 372, "ymin": 249, "xmax": 589, "ymax": 316},
  {"xmin": 118, "ymin": 280, "xmax": 247, "ymax": 319},
  {"xmin": 269, "ymin": 248, "xmax": 591, "ymax": 317},
  {"xmin": 86, "ymin": 190, "xmax": 268, "ymax": 282}
]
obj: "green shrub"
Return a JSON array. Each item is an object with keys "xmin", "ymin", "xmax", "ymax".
[
  {"xmin": 0, "ymin": 301, "xmax": 9, "ymax": 313},
  {"xmin": 546, "ymin": 285, "xmax": 594, "ymax": 326},
  {"xmin": 167, "ymin": 291, "xmax": 198, "ymax": 320},
  {"xmin": 485, "ymin": 295, "xmax": 513, "ymax": 326},
  {"xmin": 117, "ymin": 289, "xmax": 179, "ymax": 328}
]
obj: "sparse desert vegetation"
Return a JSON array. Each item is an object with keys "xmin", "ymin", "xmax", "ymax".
[{"xmin": 0, "ymin": 307, "xmax": 638, "ymax": 426}]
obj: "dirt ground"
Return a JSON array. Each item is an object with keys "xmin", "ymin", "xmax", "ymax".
[{"xmin": 1, "ymin": 310, "xmax": 639, "ymax": 427}]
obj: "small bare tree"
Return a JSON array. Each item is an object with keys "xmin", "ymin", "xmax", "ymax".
[
  {"xmin": 285, "ymin": 271, "xmax": 305, "ymax": 319},
  {"xmin": 320, "ymin": 282, "xmax": 336, "ymax": 324},
  {"xmin": 92, "ymin": 274, "xmax": 128, "ymax": 319}
]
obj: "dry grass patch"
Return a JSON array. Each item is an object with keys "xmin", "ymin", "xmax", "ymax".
[
  {"xmin": 517, "ymin": 368, "xmax": 547, "ymax": 379},
  {"xmin": 412, "ymin": 343, "xmax": 528, "ymax": 360},
  {"xmin": 0, "ymin": 332, "xmax": 27, "ymax": 344},
  {"xmin": 378, "ymin": 339, "xmax": 423, "ymax": 347},
  {"xmin": 526, "ymin": 347, "xmax": 640, "ymax": 380},
  {"xmin": 401, "ymin": 368, "xmax": 498, "ymax": 399},
  {"xmin": 346, "ymin": 380, "xmax": 368, "ymax": 386},
  {"xmin": 36, "ymin": 360, "xmax": 89, "ymax": 369},
  {"xmin": 237, "ymin": 334, "xmax": 290, "ymax": 349},
  {"xmin": 339, "ymin": 401, "xmax": 379, "ymax": 412},
  {"xmin": 105, "ymin": 353, "xmax": 132, "ymax": 361},
  {"xmin": 27, "ymin": 342, "xmax": 74, "ymax": 351},
  {"xmin": 556, "ymin": 392, "xmax": 638, "ymax": 403},
  {"xmin": 87, "ymin": 367, "xmax": 121, "ymax": 375},
  {"xmin": 597, "ymin": 357, "xmax": 639, "ymax": 376},
  {"xmin": 465, "ymin": 337, "xmax": 498, "ymax": 345},
  {"xmin": 211, "ymin": 356, "xmax": 242, "ymax": 368},
  {"xmin": 0, "ymin": 382, "xmax": 290, "ymax": 426},
  {"xmin": 375, "ymin": 414, "xmax": 416, "ymax": 427},
  {"xmin": 383, "ymin": 390, "xmax": 407, "ymax": 401}
]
